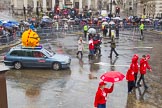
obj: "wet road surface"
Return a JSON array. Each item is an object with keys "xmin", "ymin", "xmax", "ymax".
[{"xmin": 2, "ymin": 31, "xmax": 162, "ymax": 108}]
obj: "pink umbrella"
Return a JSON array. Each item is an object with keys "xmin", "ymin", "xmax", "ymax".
[{"xmin": 100, "ymin": 71, "xmax": 125, "ymax": 83}]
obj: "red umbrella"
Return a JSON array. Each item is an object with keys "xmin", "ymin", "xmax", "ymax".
[{"xmin": 100, "ymin": 71, "xmax": 125, "ymax": 83}]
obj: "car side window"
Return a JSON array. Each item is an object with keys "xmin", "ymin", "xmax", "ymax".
[
  {"xmin": 33, "ymin": 51, "xmax": 45, "ymax": 58},
  {"xmin": 10, "ymin": 50, "xmax": 18, "ymax": 56},
  {"xmin": 25, "ymin": 51, "xmax": 33, "ymax": 57},
  {"xmin": 10, "ymin": 50, "xmax": 25, "ymax": 56}
]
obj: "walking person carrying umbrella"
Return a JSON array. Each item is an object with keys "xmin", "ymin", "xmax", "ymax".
[
  {"xmin": 94, "ymin": 82, "xmax": 114, "ymax": 108},
  {"xmin": 94, "ymin": 71, "xmax": 125, "ymax": 108}
]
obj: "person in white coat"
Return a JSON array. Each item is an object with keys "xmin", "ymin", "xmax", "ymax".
[{"xmin": 76, "ymin": 37, "xmax": 86, "ymax": 58}]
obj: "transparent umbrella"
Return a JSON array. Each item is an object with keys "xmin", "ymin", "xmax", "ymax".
[
  {"xmin": 102, "ymin": 22, "xmax": 109, "ymax": 25},
  {"xmin": 88, "ymin": 28, "xmax": 96, "ymax": 34},
  {"xmin": 109, "ymin": 21, "xmax": 115, "ymax": 25}
]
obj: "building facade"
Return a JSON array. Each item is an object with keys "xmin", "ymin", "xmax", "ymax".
[
  {"xmin": 0, "ymin": 0, "xmax": 10, "ymax": 10},
  {"xmin": 123, "ymin": 0, "xmax": 162, "ymax": 18},
  {"xmin": 10, "ymin": 0, "xmax": 99, "ymax": 12}
]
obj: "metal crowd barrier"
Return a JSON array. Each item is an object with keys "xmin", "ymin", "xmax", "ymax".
[{"xmin": 0, "ymin": 35, "xmax": 15, "ymax": 45}]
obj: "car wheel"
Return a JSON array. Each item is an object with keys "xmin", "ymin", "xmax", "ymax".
[
  {"xmin": 14, "ymin": 62, "xmax": 22, "ymax": 70},
  {"xmin": 52, "ymin": 62, "xmax": 61, "ymax": 70}
]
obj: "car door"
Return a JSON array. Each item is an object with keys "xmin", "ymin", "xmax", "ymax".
[
  {"xmin": 32, "ymin": 51, "xmax": 49, "ymax": 67},
  {"xmin": 21, "ymin": 50, "xmax": 40, "ymax": 67}
]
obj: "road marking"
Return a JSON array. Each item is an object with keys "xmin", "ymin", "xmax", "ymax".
[
  {"xmin": 123, "ymin": 46, "xmax": 153, "ymax": 50},
  {"xmin": 94, "ymin": 62, "xmax": 130, "ymax": 67},
  {"xmin": 133, "ymin": 47, "xmax": 153, "ymax": 49}
]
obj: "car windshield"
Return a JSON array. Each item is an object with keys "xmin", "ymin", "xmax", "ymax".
[{"xmin": 43, "ymin": 48, "xmax": 55, "ymax": 57}]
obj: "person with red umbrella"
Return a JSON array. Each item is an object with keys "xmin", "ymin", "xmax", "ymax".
[
  {"xmin": 130, "ymin": 54, "xmax": 139, "ymax": 87},
  {"xmin": 126, "ymin": 68, "xmax": 135, "ymax": 93},
  {"xmin": 94, "ymin": 82, "xmax": 114, "ymax": 108},
  {"xmin": 137, "ymin": 55, "xmax": 152, "ymax": 89}
]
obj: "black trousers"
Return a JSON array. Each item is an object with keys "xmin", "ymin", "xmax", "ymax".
[
  {"xmin": 134, "ymin": 73, "xmax": 138, "ymax": 85},
  {"xmin": 140, "ymin": 30, "xmax": 144, "ymax": 40},
  {"xmin": 128, "ymin": 81, "xmax": 135, "ymax": 92},
  {"xmin": 77, "ymin": 51, "xmax": 83, "ymax": 58},
  {"xmin": 137, "ymin": 74, "xmax": 147, "ymax": 87},
  {"xmin": 140, "ymin": 30, "xmax": 143, "ymax": 36},
  {"xmin": 110, "ymin": 48, "xmax": 118, "ymax": 57},
  {"xmin": 84, "ymin": 31, "xmax": 87, "ymax": 38}
]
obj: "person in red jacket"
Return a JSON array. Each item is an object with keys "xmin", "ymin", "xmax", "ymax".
[
  {"xmin": 137, "ymin": 55, "xmax": 152, "ymax": 89},
  {"xmin": 126, "ymin": 68, "xmax": 135, "ymax": 93},
  {"xmin": 94, "ymin": 82, "xmax": 114, "ymax": 108},
  {"xmin": 89, "ymin": 36, "xmax": 95, "ymax": 59},
  {"xmin": 88, "ymin": 35, "xmax": 99, "ymax": 59},
  {"xmin": 130, "ymin": 54, "xmax": 139, "ymax": 86}
]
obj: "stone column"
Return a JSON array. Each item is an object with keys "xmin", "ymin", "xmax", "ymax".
[
  {"xmin": 33, "ymin": 0, "xmax": 37, "ymax": 11},
  {"xmin": 70, "ymin": 0, "xmax": 74, "ymax": 8},
  {"xmin": 88, "ymin": 0, "xmax": 91, "ymax": 9},
  {"xmin": 95, "ymin": 0, "xmax": 98, "ymax": 10},
  {"xmin": 62, "ymin": 0, "xmax": 65, "ymax": 8},
  {"xmin": 0, "ymin": 66, "xmax": 9, "ymax": 108},
  {"xmin": 43, "ymin": 0, "xmax": 47, "ymax": 11},
  {"xmin": 14, "ymin": 0, "xmax": 18, "ymax": 8},
  {"xmin": 24, "ymin": 0, "xmax": 28, "ymax": 8},
  {"xmin": 79, "ymin": 0, "xmax": 82, "ymax": 11},
  {"xmin": 52, "ymin": 0, "xmax": 55, "ymax": 10}
]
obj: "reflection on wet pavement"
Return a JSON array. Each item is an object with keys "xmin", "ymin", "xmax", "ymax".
[{"xmin": 5, "ymin": 31, "xmax": 162, "ymax": 108}]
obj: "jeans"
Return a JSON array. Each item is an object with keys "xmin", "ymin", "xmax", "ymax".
[
  {"xmin": 89, "ymin": 49, "xmax": 94, "ymax": 55},
  {"xmin": 98, "ymin": 104, "xmax": 106, "ymax": 108}
]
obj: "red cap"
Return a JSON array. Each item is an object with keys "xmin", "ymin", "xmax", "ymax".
[{"xmin": 99, "ymin": 82, "xmax": 106, "ymax": 86}]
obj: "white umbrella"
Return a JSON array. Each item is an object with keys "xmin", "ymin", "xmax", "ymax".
[
  {"xmin": 153, "ymin": 19, "xmax": 159, "ymax": 21},
  {"xmin": 141, "ymin": 19, "xmax": 144, "ymax": 21},
  {"xmin": 94, "ymin": 18, "xmax": 98, "ymax": 20},
  {"xmin": 128, "ymin": 16, "xmax": 133, "ymax": 19},
  {"xmin": 88, "ymin": 28, "xmax": 96, "ymax": 34},
  {"xmin": 159, "ymin": 19, "xmax": 162, "ymax": 22},
  {"xmin": 62, "ymin": 18, "xmax": 68, "ymax": 21},
  {"xmin": 2, "ymin": 21, "xmax": 7, "ymax": 24},
  {"xmin": 102, "ymin": 22, "xmax": 109, "ymax": 25},
  {"xmin": 68, "ymin": 19, "xmax": 75, "ymax": 23},
  {"xmin": 42, "ymin": 16, "xmax": 49, "ymax": 19},
  {"xmin": 109, "ymin": 21, "xmax": 115, "ymax": 25},
  {"xmin": 102, "ymin": 18, "xmax": 107, "ymax": 21},
  {"xmin": 112, "ymin": 17, "xmax": 121, "ymax": 20},
  {"xmin": 23, "ymin": 21, "xmax": 30, "ymax": 25},
  {"xmin": 98, "ymin": 16, "xmax": 102, "ymax": 19},
  {"xmin": 145, "ymin": 19, "xmax": 151, "ymax": 22}
]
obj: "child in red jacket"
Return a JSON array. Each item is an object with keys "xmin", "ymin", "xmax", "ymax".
[
  {"xmin": 126, "ymin": 68, "xmax": 135, "ymax": 93},
  {"xmin": 94, "ymin": 82, "xmax": 114, "ymax": 108},
  {"xmin": 130, "ymin": 54, "xmax": 139, "ymax": 86},
  {"xmin": 137, "ymin": 55, "xmax": 152, "ymax": 89}
]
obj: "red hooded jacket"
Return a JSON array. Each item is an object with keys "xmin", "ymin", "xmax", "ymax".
[
  {"xmin": 94, "ymin": 84, "xmax": 114, "ymax": 107},
  {"xmin": 140, "ymin": 58, "xmax": 151, "ymax": 74},
  {"xmin": 89, "ymin": 39, "xmax": 99, "ymax": 50},
  {"xmin": 126, "ymin": 68, "xmax": 135, "ymax": 81},
  {"xmin": 130, "ymin": 57, "xmax": 139, "ymax": 73}
]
